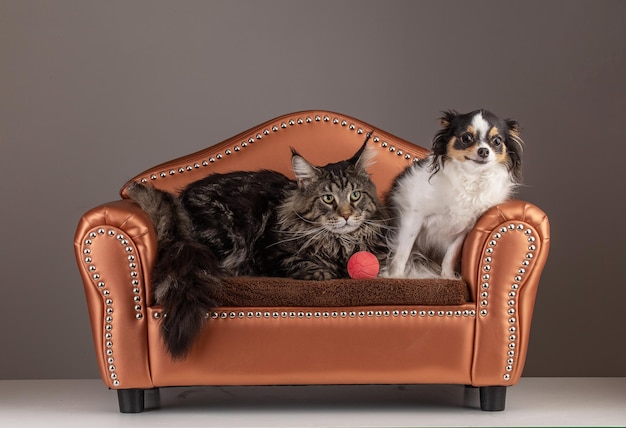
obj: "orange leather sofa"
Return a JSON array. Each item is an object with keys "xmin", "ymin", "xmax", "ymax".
[{"xmin": 74, "ymin": 110, "xmax": 550, "ymax": 413}]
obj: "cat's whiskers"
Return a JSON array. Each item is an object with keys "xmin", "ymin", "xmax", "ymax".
[
  {"xmin": 267, "ymin": 225, "xmax": 327, "ymax": 248},
  {"xmin": 362, "ymin": 217, "xmax": 393, "ymax": 227},
  {"xmin": 293, "ymin": 228, "xmax": 331, "ymax": 256},
  {"xmin": 360, "ymin": 220, "xmax": 392, "ymax": 238},
  {"xmin": 290, "ymin": 210, "xmax": 320, "ymax": 226}
]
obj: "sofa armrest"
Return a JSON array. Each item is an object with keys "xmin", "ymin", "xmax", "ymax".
[
  {"xmin": 74, "ymin": 199, "xmax": 157, "ymax": 389},
  {"xmin": 461, "ymin": 199, "xmax": 550, "ymax": 386}
]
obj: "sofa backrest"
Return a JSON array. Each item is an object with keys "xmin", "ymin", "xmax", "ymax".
[{"xmin": 121, "ymin": 110, "xmax": 430, "ymax": 201}]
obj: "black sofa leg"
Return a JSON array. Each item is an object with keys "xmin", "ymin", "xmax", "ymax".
[
  {"xmin": 117, "ymin": 389, "xmax": 145, "ymax": 413},
  {"xmin": 479, "ymin": 386, "xmax": 507, "ymax": 411}
]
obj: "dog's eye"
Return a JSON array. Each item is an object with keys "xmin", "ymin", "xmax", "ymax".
[
  {"xmin": 492, "ymin": 136, "xmax": 503, "ymax": 146},
  {"xmin": 460, "ymin": 133, "xmax": 474, "ymax": 145}
]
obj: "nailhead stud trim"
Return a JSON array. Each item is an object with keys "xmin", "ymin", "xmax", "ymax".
[
  {"xmin": 81, "ymin": 227, "xmax": 146, "ymax": 387},
  {"xmin": 205, "ymin": 309, "xmax": 476, "ymax": 320},
  {"xmin": 135, "ymin": 114, "xmax": 419, "ymax": 184},
  {"xmin": 479, "ymin": 223, "xmax": 539, "ymax": 382}
]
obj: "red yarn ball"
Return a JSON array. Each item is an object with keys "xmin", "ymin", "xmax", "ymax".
[{"xmin": 347, "ymin": 251, "xmax": 380, "ymax": 279}]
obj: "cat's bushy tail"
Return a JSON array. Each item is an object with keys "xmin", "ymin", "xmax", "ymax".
[
  {"xmin": 152, "ymin": 239, "xmax": 223, "ymax": 359},
  {"xmin": 126, "ymin": 183, "xmax": 224, "ymax": 359}
]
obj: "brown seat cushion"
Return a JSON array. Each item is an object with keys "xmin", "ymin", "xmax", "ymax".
[{"xmin": 216, "ymin": 277, "xmax": 470, "ymax": 307}]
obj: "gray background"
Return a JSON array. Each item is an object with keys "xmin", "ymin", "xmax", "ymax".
[{"xmin": 1, "ymin": 0, "xmax": 624, "ymax": 379}]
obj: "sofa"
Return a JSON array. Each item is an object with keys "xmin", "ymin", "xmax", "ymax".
[{"xmin": 73, "ymin": 110, "xmax": 550, "ymax": 413}]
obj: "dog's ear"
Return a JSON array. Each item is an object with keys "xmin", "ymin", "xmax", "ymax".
[
  {"xmin": 505, "ymin": 118, "xmax": 524, "ymax": 154},
  {"xmin": 428, "ymin": 110, "xmax": 458, "ymax": 175},
  {"xmin": 506, "ymin": 118, "xmax": 521, "ymax": 136},
  {"xmin": 439, "ymin": 110, "xmax": 458, "ymax": 129},
  {"xmin": 432, "ymin": 110, "xmax": 457, "ymax": 155},
  {"xmin": 504, "ymin": 119, "xmax": 524, "ymax": 183}
]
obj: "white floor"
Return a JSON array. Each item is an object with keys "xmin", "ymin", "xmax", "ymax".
[{"xmin": 0, "ymin": 378, "xmax": 624, "ymax": 427}]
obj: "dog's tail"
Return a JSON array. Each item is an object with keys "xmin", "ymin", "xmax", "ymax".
[{"xmin": 126, "ymin": 183, "xmax": 224, "ymax": 359}]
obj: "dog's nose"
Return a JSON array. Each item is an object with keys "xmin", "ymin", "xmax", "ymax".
[{"xmin": 478, "ymin": 147, "xmax": 490, "ymax": 158}]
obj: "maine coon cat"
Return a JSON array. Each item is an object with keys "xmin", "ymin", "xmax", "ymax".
[{"xmin": 126, "ymin": 141, "xmax": 388, "ymax": 358}]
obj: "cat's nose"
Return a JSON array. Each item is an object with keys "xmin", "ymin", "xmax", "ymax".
[{"xmin": 338, "ymin": 207, "xmax": 352, "ymax": 220}]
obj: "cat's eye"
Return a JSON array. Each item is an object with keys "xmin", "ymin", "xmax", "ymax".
[
  {"xmin": 350, "ymin": 191, "xmax": 361, "ymax": 201},
  {"xmin": 321, "ymin": 194, "xmax": 335, "ymax": 204}
]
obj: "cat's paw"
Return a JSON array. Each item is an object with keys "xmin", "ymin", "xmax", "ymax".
[
  {"xmin": 125, "ymin": 181, "xmax": 146, "ymax": 197},
  {"xmin": 301, "ymin": 271, "xmax": 335, "ymax": 281},
  {"xmin": 125, "ymin": 182, "xmax": 156, "ymax": 207}
]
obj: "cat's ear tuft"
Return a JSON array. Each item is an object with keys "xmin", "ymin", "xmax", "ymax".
[
  {"xmin": 353, "ymin": 142, "xmax": 377, "ymax": 170},
  {"xmin": 291, "ymin": 149, "xmax": 319, "ymax": 188}
]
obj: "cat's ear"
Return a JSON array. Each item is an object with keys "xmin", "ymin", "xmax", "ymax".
[
  {"xmin": 351, "ymin": 141, "xmax": 377, "ymax": 170},
  {"xmin": 291, "ymin": 149, "xmax": 319, "ymax": 188}
]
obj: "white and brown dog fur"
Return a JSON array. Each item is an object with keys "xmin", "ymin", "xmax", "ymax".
[{"xmin": 383, "ymin": 109, "xmax": 523, "ymax": 279}]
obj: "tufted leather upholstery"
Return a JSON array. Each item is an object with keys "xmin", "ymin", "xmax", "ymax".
[{"xmin": 74, "ymin": 111, "xmax": 550, "ymax": 412}]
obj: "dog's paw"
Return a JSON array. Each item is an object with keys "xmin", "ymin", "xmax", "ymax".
[
  {"xmin": 440, "ymin": 268, "xmax": 461, "ymax": 280},
  {"xmin": 383, "ymin": 260, "xmax": 406, "ymax": 278}
]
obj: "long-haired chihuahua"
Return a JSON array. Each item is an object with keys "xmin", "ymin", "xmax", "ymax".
[{"xmin": 383, "ymin": 109, "xmax": 523, "ymax": 278}]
